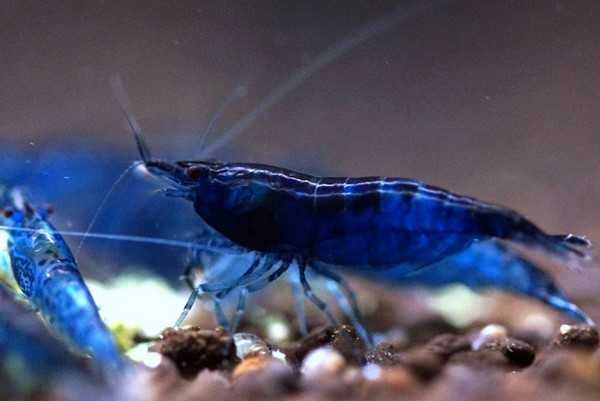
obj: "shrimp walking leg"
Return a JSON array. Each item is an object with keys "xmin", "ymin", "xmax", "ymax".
[
  {"xmin": 288, "ymin": 264, "xmax": 308, "ymax": 336},
  {"xmin": 212, "ymin": 296, "xmax": 231, "ymax": 328},
  {"xmin": 228, "ymin": 288, "xmax": 249, "ymax": 334},
  {"xmin": 182, "ymin": 265, "xmax": 230, "ymax": 327},
  {"xmin": 298, "ymin": 261, "xmax": 338, "ymax": 326},
  {"xmin": 244, "ymin": 258, "xmax": 292, "ymax": 293},
  {"xmin": 175, "ymin": 255, "xmax": 264, "ymax": 326},
  {"xmin": 312, "ymin": 265, "xmax": 373, "ymax": 346}
]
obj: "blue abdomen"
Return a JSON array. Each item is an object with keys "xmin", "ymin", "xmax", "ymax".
[{"xmin": 311, "ymin": 178, "xmax": 477, "ymax": 267}]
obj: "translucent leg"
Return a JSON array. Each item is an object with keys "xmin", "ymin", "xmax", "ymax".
[
  {"xmin": 298, "ymin": 262, "xmax": 338, "ymax": 326},
  {"xmin": 212, "ymin": 296, "xmax": 230, "ymax": 328},
  {"xmin": 310, "ymin": 265, "xmax": 373, "ymax": 346},
  {"xmin": 288, "ymin": 263, "xmax": 308, "ymax": 336},
  {"xmin": 245, "ymin": 259, "xmax": 292, "ymax": 293},
  {"xmin": 228, "ymin": 288, "xmax": 249, "ymax": 334},
  {"xmin": 175, "ymin": 256, "xmax": 263, "ymax": 327}
]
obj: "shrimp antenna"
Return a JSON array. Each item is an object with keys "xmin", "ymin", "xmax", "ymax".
[
  {"xmin": 197, "ymin": 84, "xmax": 248, "ymax": 154},
  {"xmin": 201, "ymin": 0, "xmax": 448, "ymax": 157},
  {"xmin": 0, "ymin": 225, "xmax": 245, "ymax": 255},
  {"xmin": 110, "ymin": 74, "xmax": 152, "ymax": 163},
  {"xmin": 74, "ymin": 162, "xmax": 138, "ymax": 256},
  {"xmin": 75, "ymin": 75, "xmax": 151, "ymax": 257}
]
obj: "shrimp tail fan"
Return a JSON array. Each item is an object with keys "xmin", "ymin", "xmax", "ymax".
[{"xmin": 530, "ymin": 233, "xmax": 593, "ymax": 271}]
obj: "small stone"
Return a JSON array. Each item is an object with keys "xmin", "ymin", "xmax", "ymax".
[
  {"xmin": 359, "ymin": 364, "xmax": 417, "ymax": 396},
  {"xmin": 471, "ymin": 324, "xmax": 508, "ymax": 351},
  {"xmin": 232, "ymin": 355, "xmax": 287, "ymax": 379},
  {"xmin": 264, "ymin": 316, "xmax": 292, "ymax": 344},
  {"xmin": 377, "ymin": 366, "xmax": 417, "ymax": 392},
  {"xmin": 365, "ymin": 341, "xmax": 404, "ymax": 366},
  {"xmin": 233, "ymin": 332, "xmax": 270, "ymax": 359},
  {"xmin": 232, "ymin": 357, "xmax": 298, "ymax": 398},
  {"xmin": 301, "ymin": 346, "xmax": 347, "ymax": 379},
  {"xmin": 399, "ymin": 348, "xmax": 444, "ymax": 380},
  {"xmin": 284, "ymin": 325, "xmax": 366, "ymax": 366},
  {"xmin": 361, "ymin": 363, "xmax": 384, "ymax": 381},
  {"xmin": 426, "ymin": 334, "xmax": 471, "ymax": 359},
  {"xmin": 448, "ymin": 349, "xmax": 508, "ymax": 369},
  {"xmin": 150, "ymin": 327, "xmax": 239, "ymax": 378},
  {"xmin": 330, "ymin": 325, "xmax": 367, "ymax": 365},
  {"xmin": 500, "ymin": 339, "xmax": 535, "ymax": 367},
  {"xmin": 553, "ymin": 324, "xmax": 599, "ymax": 350}
]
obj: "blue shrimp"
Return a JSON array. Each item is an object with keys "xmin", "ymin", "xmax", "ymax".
[
  {"xmin": 0, "ymin": 187, "xmax": 126, "ymax": 370},
  {"xmin": 0, "ymin": 283, "xmax": 91, "ymax": 394},
  {"xmin": 127, "ymin": 122, "xmax": 592, "ymax": 344}
]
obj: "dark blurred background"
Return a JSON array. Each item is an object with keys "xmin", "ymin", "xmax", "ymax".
[{"xmin": 1, "ymin": 1, "xmax": 599, "ymax": 287}]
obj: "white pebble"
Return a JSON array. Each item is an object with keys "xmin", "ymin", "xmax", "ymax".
[
  {"xmin": 233, "ymin": 332, "xmax": 269, "ymax": 359},
  {"xmin": 301, "ymin": 346, "xmax": 346, "ymax": 379},
  {"xmin": 559, "ymin": 324, "xmax": 574, "ymax": 335},
  {"xmin": 361, "ymin": 363, "xmax": 383, "ymax": 381},
  {"xmin": 266, "ymin": 319, "xmax": 291, "ymax": 343},
  {"xmin": 471, "ymin": 324, "xmax": 508, "ymax": 351}
]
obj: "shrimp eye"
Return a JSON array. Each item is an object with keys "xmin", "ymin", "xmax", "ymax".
[
  {"xmin": 2, "ymin": 208, "xmax": 13, "ymax": 218},
  {"xmin": 185, "ymin": 166, "xmax": 204, "ymax": 181}
]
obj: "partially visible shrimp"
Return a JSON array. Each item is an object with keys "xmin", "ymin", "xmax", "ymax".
[
  {"xmin": 0, "ymin": 283, "xmax": 91, "ymax": 395},
  {"xmin": 0, "ymin": 187, "xmax": 126, "ymax": 371}
]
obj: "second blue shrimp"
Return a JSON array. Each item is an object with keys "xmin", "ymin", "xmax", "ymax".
[{"xmin": 0, "ymin": 187, "xmax": 126, "ymax": 371}]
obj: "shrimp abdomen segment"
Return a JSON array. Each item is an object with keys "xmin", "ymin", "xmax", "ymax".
[{"xmin": 311, "ymin": 178, "xmax": 481, "ymax": 267}]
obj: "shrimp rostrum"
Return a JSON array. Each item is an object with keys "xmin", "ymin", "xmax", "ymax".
[{"xmin": 132, "ymin": 128, "xmax": 592, "ymax": 343}]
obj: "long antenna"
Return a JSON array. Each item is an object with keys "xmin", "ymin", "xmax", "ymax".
[
  {"xmin": 110, "ymin": 74, "xmax": 152, "ymax": 162},
  {"xmin": 201, "ymin": 0, "xmax": 449, "ymax": 157},
  {"xmin": 197, "ymin": 85, "xmax": 248, "ymax": 153},
  {"xmin": 0, "ymin": 225, "xmax": 245, "ymax": 255},
  {"xmin": 74, "ymin": 162, "xmax": 138, "ymax": 256},
  {"xmin": 76, "ymin": 75, "xmax": 152, "ymax": 256}
]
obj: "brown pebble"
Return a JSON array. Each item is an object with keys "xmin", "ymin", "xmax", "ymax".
[
  {"xmin": 365, "ymin": 341, "xmax": 405, "ymax": 366},
  {"xmin": 448, "ymin": 349, "xmax": 508, "ymax": 370},
  {"xmin": 232, "ymin": 356, "xmax": 287, "ymax": 379},
  {"xmin": 232, "ymin": 357, "xmax": 298, "ymax": 398},
  {"xmin": 330, "ymin": 325, "xmax": 367, "ymax": 365},
  {"xmin": 398, "ymin": 348, "xmax": 444, "ymax": 381},
  {"xmin": 553, "ymin": 325, "xmax": 599, "ymax": 350},
  {"xmin": 359, "ymin": 365, "xmax": 418, "ymax": 398},
  {"xmin": 501, "ymin": 338, "xmax": 536, "ymax": 367},
  {"xmin": 425, "ymin": 334, "xmax": 471, "ymax": 359},
  {"xmin": 284, "ymin": 325, "xmax": 366, "ymax": 366},
  {"xmin": 378, "ymin": 366, "xmax": 417, "ymax": 391},
  {"xmin": 150, "ymin": 327, "xmax": 239, "ymax": 378},
  {"xmin": 448, "ymin": 337, "xmax": 535, "ymax": 370}
]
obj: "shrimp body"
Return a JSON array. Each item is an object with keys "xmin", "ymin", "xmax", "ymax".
[
  {"xmin": 148, "ymin": 160, "xmax": 590, "ymax": 272},
  {"xmin": 0, "ymin": 188, "xmax": 125, "ymax": 370}
]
